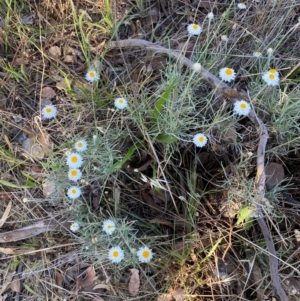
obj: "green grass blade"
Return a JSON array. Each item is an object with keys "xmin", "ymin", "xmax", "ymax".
[
  {"xmin": 23, "ymin": 284, "xmax": 39, "ymax": 296},
  {"xmin": 153, "ymin": 79, "xmax": 177, "ymax": 122},
  {"xmin": 199, "ymin": 237, "xmax": 222, "ymax": 266},
  {"xmin": 0, "ymin": 179, "xmax": 38, "ymax": 189},
  {"xmin": 156, "ymin": 134, "xmax": 178, "ymax": 144},
  {"xmin": 106, "ymin": 143, "xmax": 142, "ymax": 174}
]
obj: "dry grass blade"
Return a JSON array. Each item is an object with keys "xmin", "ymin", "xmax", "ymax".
[{"xmin": 0, "ymin": 200, "xmax": 12, "ymax": 228}]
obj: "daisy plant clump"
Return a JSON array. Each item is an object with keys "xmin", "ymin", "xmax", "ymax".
[
  {"xmin": 219, "ymin": 67, "xmax": 236, "ymax": 82},
  {"xmin": 187, "ymin": 23, "xmax": 202, "ymax": 36},
  {"xmin": 69, "ymin": 132, "xmax": 127, "ymax": 185},
  {"xmin": 139, "ymin": 66, "xmax": 208, "ymax": 142},
  {"xmin": 85, "ymin": 69, "xmax": 100, "ymax": 82},
  {"xmin": 193, "ymin": 133, "xmax": 208, "ymax": 147},
  {"xmin": 262, "ymin": 69, "xmax": 280, "ymax": 86},
  {"xmin": 75, "ymin": 216, "xmax": 155, "ymax": 269},
  {"xmin": 114, "ymin": 97, "xmax": 128, "ymax": 110},
  {"xmin": 42, "ymin": 104, "xmax": 57, "ymax": 120},
  {"xmin": 233, "ymin": 100, "xmax": 251, "ymax": 116}
]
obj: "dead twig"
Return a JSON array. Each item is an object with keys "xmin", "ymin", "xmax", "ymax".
[
  {"xmin": 249, "ymin": 103, "xmax": 289, "ymax": 301},
  {"xmin": 108, "ymin": 39, "xmax": 250, "ymax": 102},
  {"xmin": 107, "ymin": 38, "xmax": 289, "ymax": 301},
  {"xmin": 0, "ymin": 220, "xmax": 71, "ymax": 242}
]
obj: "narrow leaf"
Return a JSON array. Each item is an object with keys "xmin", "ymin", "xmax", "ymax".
[
  {"xmin": 156, "ymin": 134, "xmax": 178, "ymax": 144},
  {"xmin": 106, "ymin": 143, "xmax": 142, "ymax": 174},
  {"xmin": 0, "ymin": 179, "xmax": 37, "ymax": 189},
  {"xmin": 153, "ymin": 79, "xmax": 177, "ymax": 121}
]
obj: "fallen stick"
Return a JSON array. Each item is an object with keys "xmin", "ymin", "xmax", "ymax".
[
  {"xmin": 0, "ymin": 220, "xmax": 71, "ymax": 242},
  {"xmin": 107, "ymin": 39, "xmax": 289, "ymax": 301}
]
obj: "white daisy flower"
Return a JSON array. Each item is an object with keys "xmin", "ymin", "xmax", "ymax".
[
  {"xmin": 66, "ymin": 153, "xmax": 83, "ymax": 168},
  {"xmin": 74, "ymin": 139, "xmax": 87, "ymax": 152},
  {"xmin": 187, "ymin": 24, "xmax": 202, "ymax": 36},
  {"xmin": 68, "ymin": 168, "xmax": 82, "ymax": 181},
  {"xmin": 219, "ymin": 67, "xmax": 236, "ymax": 82},
  {"xmin": 85, "ymin": 69, "xmax": 99, "ymax": 82},
  {"xmin": 108, "ymin": 246, "xmax": 124, "ymax": 263},
  {"xmin": 267, "ymin": 48, "xmax": 274, "ymax": 55},
  {"xmin": 237, "ymin": 2, "xmax": 247, "ymax": 9},
  {"xmin": 67, "ymin": 186, "xmax": 81, "ymax": 199},
  {"xmin": 233, "ymin": 100, "xmax": 251, "ymax": 116},
  {"xmin": 42, "ymin": 104, "xmax": 57, "ymax": 119},
  {"xmin": 192, "ymin": 63, "xmax": 202, "ymax": 72},
  {"xmin": 253, "ymin": 51, "xmax": 262, "ymax": 58},
  {"xmin": 262, "ymin": 70, "xmax": 280, "ymax": 86},
  {"xmin": 114, "ymin": 97, "xmax": 128, "ymax": 109},
  {"xmin": 70, "ymin": 222, "xmax": 80, "ymax": 232},
  {"xmin": 102, "ymin": 219, "xmax": 116, "ymax": 235},
  {"xmin": 221, "ymin": 35, "xmax": 229, "ymax": 42},
  {"xmin": 137, "ymin": 246, "xmax": 153, "ymax": 263},
  {"xmin": 207, "ymin": 12, "xmax": 214, "ymax": 20},
  {"xmin": 193, "ymin": 133, "xmax": 208, "ymax": 147}
]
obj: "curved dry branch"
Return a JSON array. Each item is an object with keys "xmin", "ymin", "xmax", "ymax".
[
  {"xmin": 0, "ymin": 220, "xmax": 71, "ymax": 242},
  {"xmin": 108, "ymin": 39, "xmax": 250, "ymax": 102},
  {"xmin": 107, "ymin": 39, "xmax": 289, "ymax": 301}
]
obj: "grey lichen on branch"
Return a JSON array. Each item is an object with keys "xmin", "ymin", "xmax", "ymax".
[{"xmin": 107, "ymin": 38, "xmax": 289, "ymax": 301}]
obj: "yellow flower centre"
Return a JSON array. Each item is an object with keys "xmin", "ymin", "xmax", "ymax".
[
  {"xmin": 240, "ymin": 103, "xmax": 247, "ymax": 109},
  {"xmin": 77, "ymin": 142, "xmax": 83, "ymax": 147},
  {"xmin": 112, "ymin": 251, "xmax": 119, "ymax": 258},
  {"xmin": 71, "ymin": 189, "xmax": 76, "ymax": 194},
  {"xmin": 107, "ymin": 225, "xmax": 113, "ymax": 229},
  {"xmin": 71, "ymin": 170, "xmax": 77, "ymax": 176},
  {"xmin": 198, "ymin": 136, "xmax": 205, "ymax": 143},
  {"xmin": 89, "ymin": 71, "xmax": 95, "ymax": 78},
  {"xmin": 225, "ymin": 68, "xmax": 233, "ymax": 76},
  {"xmin": 142, "ymin": 250, "xmax": 150, "ymax": 258},
  {"xmin": 269, "ymin": 73, "xmax": 275, "ymax": 80},
  {"xmin": 241, "ymin": 2, "xmax": 245, "ymax": 5},
  {"xmin": 118, "ymin": 99, "xmax": 124, "ymax": 104},
  {"xmin": 192, "ymin": 24, "xmax": 199, "ymax": 30},
  {"xmin": 71, "ymin": 156, "xmax": 78, "ymax": 163},
  {"xmin": 46, "ymin": 107, "xmax": 52, "ymax": 113},
  {"xmin": 270, "ymin": 69, "xmax": 277, "ymax": 73}
]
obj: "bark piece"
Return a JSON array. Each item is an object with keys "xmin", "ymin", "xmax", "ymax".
[
  {"xmin": 265, "ymin": 162, "xmax": 284, "ymax": 189},
  {"xmin": 128, "ymin": 269, "xmax": 140, "ymax": 296}
]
